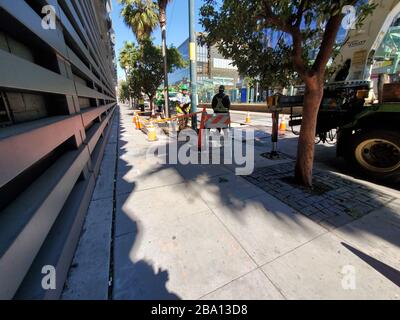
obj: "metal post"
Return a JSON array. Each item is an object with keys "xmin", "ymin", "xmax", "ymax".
[
  {"xmin": 264, "ymin": 96, "xmax": 281, "ymax": 159},
  {"xmin": 162, "ymin": 25, "xmax": 170, "ymax": 118},
  {"xmin": 189, "ymin": 0, "xmax": 198, "ymax": 130},
  {"xmin": 271, "ymin": 109, "xmax": 279, "ymax": 156}
]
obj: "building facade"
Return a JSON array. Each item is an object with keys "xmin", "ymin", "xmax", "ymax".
[
  {"xmin": 0, "ymin": 0, "xmax": 117, "ymax": 299},
  {"xmin": 169, "ymin": 34, "xmax": 241, "ymax": 102}
]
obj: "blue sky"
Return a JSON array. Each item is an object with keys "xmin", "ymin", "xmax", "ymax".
[{"xmin": 111, "ymin": 0, "xmax": 205, "ymax": 80}]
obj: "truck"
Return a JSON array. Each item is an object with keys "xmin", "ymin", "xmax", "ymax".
[{"xmin": 288, "ymin": 0, "xmax": 400, "ymax": 182}]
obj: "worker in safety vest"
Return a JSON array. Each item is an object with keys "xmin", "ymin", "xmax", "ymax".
[
  {"xmin": 138, "ymin": 94, "xmax": 145, "ymax": 112},
  {"xmin": 155, "ymin": 89, "xmax": 164, "ymax": 113},
  {"xmin": 212, "ymin": 85, "xmax": 230, "ymax": 114},
  {"xmin": 212, "ymin": 85, "xmax": 231, "ymax": 132},
  {"xmin": 176, "ymin": 84, "xmax": 191, "ymax": 130}
]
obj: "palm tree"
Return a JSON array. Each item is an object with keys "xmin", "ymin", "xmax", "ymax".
[
  {"xmin": 119, "ymin": 0, "xmax": 158, "ymax": 44},
  {"xmin": 119, "ymin": 41, "xmax": 136, "ymax": 74},
  {"xmin": 119, "ymin": 0, "xmax": 175, "ymax": 116},
  {"xmin": 157, "ymin": 0, "xmax": 173, "ymax": 117},
  {"xmin": 119, "ymin": 41, "xmax": 137, "ymax": 108}
]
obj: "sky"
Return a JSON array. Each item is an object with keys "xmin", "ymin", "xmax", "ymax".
[{"xmin": 111, "ymin": 0, "xmax": 206, "ymax": 80}]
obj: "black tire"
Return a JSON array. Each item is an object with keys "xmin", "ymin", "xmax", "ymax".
[{"xmin": 346, "ymin": 129, "xmax": 400, "ymax": 181}]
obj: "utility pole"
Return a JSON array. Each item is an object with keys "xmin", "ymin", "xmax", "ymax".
[
  {"xmin": 189, "ymin": 0, "xmax": 197, "ymax": 130},
  {"xmin": 162, "ymin": 27, "xmax": 170, "ymax": 118},
  {"xmin": 160, "ymin": 1, "xmax": 170, "ymax": 118}
]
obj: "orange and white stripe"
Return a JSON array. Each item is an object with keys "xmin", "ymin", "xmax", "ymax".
[{"xmin": 204, "ymin": 113, "xmax": 231, "ymax": 129}]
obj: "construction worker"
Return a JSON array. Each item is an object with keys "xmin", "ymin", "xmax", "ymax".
[
  {"xmin": 212, "ymin": 85, "xmax": 231, "ymax": 132},
  {"xmin": 176, "ymin": 84, "xmax": 191, "ymax": 131},
  {"xmin": 212, "ymin": 85, "xmax": 231, "ymax": 114},
  {"xmin": 138, "ymin": 94, "xmax": 145, "ymax": 112},
  {"xmin": 155, "ymin": 89, "xmax": 164, "ymax": 113}
]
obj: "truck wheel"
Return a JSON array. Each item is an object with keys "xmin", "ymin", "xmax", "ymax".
[{"xmin": 348, "ymin": 130, "xmax": 400, "ymax": 179}]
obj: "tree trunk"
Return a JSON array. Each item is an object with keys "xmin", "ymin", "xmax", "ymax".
[
  {"xmin": 149, "ymin": 96, "xmax": 155, "ymax": 117},
  {"xmin": 160, "ymin": 7, "xmax": 170, "ymax": 118},
  {"xmin": 294, "ymin": 76, "xmax": 324, "ymax": 187},
  {"xmin": 124, "ymin": 68, "xmax": 133, "ymax": 109}
]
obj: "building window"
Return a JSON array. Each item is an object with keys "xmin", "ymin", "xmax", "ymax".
[
  {"xmin": 197, "ymin": 62, "xmax": 209, "ymax": 76},
  {"xmin": 197, "ymin": 45, "xmax": 208, "ymax": 63},
  {"xmin": 213, "ymin": 58, "xmax": 237, "ymax": 70}
]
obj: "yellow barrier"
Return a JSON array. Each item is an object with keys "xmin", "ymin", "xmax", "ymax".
[
  {"xmin": 245, "ymin": 112, "xmax": 251, "ymax": 124},
  {"xmin": 141, "ymin": 111, "xmax": 202, "ymax": 124},
  {"xmin": 147, "ymin": 123, "xmax": 157, "ymax": 141}
]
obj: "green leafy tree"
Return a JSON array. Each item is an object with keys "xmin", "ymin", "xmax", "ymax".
[
  {"xmin": 119, "ymin": 41, "xmax": 140, "ymax": 106},
  {"xmin": 200, "ymin": 0, "xmax": 376, "ymax": 186},
  {"xmin": 119, "ymin": 0, "xmax": 175, "ymax": 116},
  {"xmin": 118, "ymin": 80, "xmax": 130, "ymax": 103},
  {"xmin": 119, "ymin": 41, "xmax": 138, "ymax": 74},
  {"xmin": 124, "ymin": 40, "xmax": 186, "ymax": 113}
]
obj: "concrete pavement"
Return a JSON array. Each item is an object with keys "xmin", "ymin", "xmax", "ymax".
[{"xmin": 62, "ymin": 105, "xmax": 400, "ymax": 300}]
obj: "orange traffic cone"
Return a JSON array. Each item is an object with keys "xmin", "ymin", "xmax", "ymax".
[
  {"xmin": 279, "ymin": 116, "xmax": 287, "ymax": 134},
  {"xmin": 137, "ymin": 117, "xmax": 143, "ymax": 130}
]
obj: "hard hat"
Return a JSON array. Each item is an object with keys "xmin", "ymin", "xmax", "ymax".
[{"xmin": 180, "ymin": 84, "xmax": 189, "ymax": 91}]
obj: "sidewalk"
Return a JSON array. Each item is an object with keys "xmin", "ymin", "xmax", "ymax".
[{"xmin": 62, "ymin": 105, "xmax": 400, "ymax": 300}]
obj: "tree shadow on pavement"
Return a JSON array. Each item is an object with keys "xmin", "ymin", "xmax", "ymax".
[
  {"xmin": 136, "ymin": 127, "xmax": 400, "ymax": 247},
  {"xmin": 112, "ymin": 111, "xmax": 181, "ymax": 300},
  {"xmin": 113, "ymin": 106, "xmax": 400, "ymax": 299}
]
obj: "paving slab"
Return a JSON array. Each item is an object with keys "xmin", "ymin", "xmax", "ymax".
[
  {"xmin": 91, "ymin": 154, "xmax": 116, "ymax": 201},
  {"xmin": 187, "ymin": 173, "xmax": 265, "ymax": 210},
  {"xmin": 262, "ymin": 233, "xmax": 400, "ymax": 299},
  {"xmin": 115, "ymin": 183, "xmax": 209, "ymax": 237},
  {"xmin": 243, "ymin": 162, "xmax": 396, "ymax": 229},
  {"xmin": 332, "ymin": 201, "xmax": 400, "ymax": 269},
  {"xmin": 62, "ymin": 198, "xmax": 113, "ymax": 300},
  {"xmin": 175, "ymin": 163, "xmax": 233, "ymax": 182},
  {"xmin": 118, "ymin": 149, "xmax": 168, "ymax": 171},
  {"xmin": 116, "ymin": 163, "xmax": 185, "ymax": 195},
  {"xmin": 211, "ymin": 194, "xmax": 327, "ymax": 265},
  {"xmin": 201, "ymin": 269, "xmax": 284, "ymax": 300},
  {"xmin": 104, "ymin": 140, "xmax": 117, "ymax": 157},
  {"xmin": 113, "ymin": 210, "xmax": 256, "ymax": 300}
]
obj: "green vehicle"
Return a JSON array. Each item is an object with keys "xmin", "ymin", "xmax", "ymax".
[
  {"xmin": 307, "ymin": 81, "xmax": 400, "ymax": 181},
  {"xmin": 289, "ymin": 1, "xmax": 400, "ymax": 181}
]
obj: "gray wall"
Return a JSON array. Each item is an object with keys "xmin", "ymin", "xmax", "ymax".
[{"xmin": 0, "ymin": 0, "xmax": 117, "ymax": 299}]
